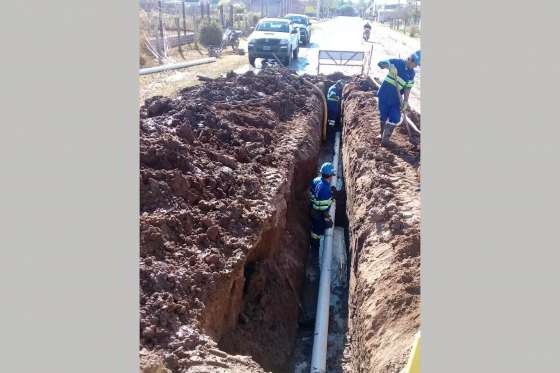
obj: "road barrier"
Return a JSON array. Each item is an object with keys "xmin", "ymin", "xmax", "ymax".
[{"xmin": 317, "ymin": 50, "xmax": 366, "ymax": 75}]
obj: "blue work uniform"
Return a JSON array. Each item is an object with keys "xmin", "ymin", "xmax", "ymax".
[
  {"xmin": 309, "ymin": 176, "xmax": 333, "ymax": 240},
  {"xmin": 327, "ymin": 83, "xmax": 342, "ymax": 124},
  {"xmin": 377, "ymin": 59, "xmax": 415, "ymax": 125}
]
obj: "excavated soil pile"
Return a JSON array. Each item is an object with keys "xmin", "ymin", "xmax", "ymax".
[
  {"xmin": 341, "ymin": 78, "xmax": 421, "ymax": 372},
  {"xmin": 139, "ymin": 69, "xmax": 323, "ymax": 372}
]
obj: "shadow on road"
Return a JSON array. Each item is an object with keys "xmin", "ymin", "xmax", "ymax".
[
  {"xmin": 302, "ymin": 42, "xmax": 320, "ymax": 49},
  {"xmin": 291, "ymin": 56, "xmax": 311, "ymax": 72}
]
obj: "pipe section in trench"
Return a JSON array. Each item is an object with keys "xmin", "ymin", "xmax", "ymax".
[{"xmin": 310, "ymin": 131, "xmax": 341, "ymax": 373}]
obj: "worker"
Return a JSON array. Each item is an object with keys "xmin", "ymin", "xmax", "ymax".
[
  {"xmin": 327, "ymin": 80, "xmax": 344, "ymax": 127},
  {"xmin": 309, "ymin": 162, "xmax": 337, "ymax": 254},
  {"xmin": 376, "ymin": 50, "xmax": 421, "ymax": 145}
]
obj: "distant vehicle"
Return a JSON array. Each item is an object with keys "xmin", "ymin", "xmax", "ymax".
[
  {"xmin": 363, "ymin": 27, "xmax": 371, "ymax": 41},
  {"xmin": 284, "ymin": 13, "xmax": 312, "ymax": 45},
  {"xmin": 207, "ymin": 28, "xmax": 243, "ymax": 58},
  {"xmin": 224, "ymin": 28, "xmax": 242, "ymax": 50},
  {"xmin": 363, "ymin": 22, "xmax": 372, "ymax": 41},
  {"xmin": 247, "ymin": 18, "xmax": 300, "ymax": 67}
]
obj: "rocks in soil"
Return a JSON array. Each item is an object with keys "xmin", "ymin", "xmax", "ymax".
[
  {"xmin": 140, "ymin": 69, "xmax": 322, "ymax": 372},
  {"xmin": 342, "ymin": 78, "xmax": 421, "ymax": 373}
]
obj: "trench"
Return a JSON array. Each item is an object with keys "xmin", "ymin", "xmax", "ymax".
[
  {"xmin": 139, "ymin": 71, "xmax": 420, "ymax": 373},
  {"xmin": 212, "ymin": 77, "xmax": 420, "ymax": 373},
  {"xmin": 214, "ymin": 154, "xmax": 315, "ymax": 371},
  {"xmin": 289, "ymin": 125, "xmax": 352, "ymax": 373},
  {"xmin": 214, "ymin": 86, "xmax": 353, "ymax": 373}
]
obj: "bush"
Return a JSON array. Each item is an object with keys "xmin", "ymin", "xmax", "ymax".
[{"xmin": 199, "ymin": 21, "xmax": 223, "ymax": 47}]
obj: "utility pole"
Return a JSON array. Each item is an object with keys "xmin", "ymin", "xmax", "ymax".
[
  {"xmin": 175, "ymin": 17, "xmax": 184, "ymax": 58},
  {"xmin": 182, "ymin": 1, "xmax": 187, "ymax": 35},
  {"xmin": 158, "ymin": 0, "xmax": 165, "ymax": 60},
  {"xmin": 316, "ymin": 0, "xmax": 320, "ymax": 19}
]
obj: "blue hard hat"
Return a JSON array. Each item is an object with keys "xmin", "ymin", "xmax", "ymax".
[
  {"xmin": 320, "ymin": 162, "xmax": 335, "ymax": 176},
  {"xmin": 410, "ymin": 50, "xmax": 421, "ymax": 66}
]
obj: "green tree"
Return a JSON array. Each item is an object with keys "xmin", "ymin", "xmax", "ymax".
[{"xmin": 337, "ymin": 3, "xmax": 356, "ymax": 16}]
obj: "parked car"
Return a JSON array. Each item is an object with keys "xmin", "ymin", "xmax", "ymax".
[
  {"xmin": 284, "ymin": 13, "xmax": 312, "ymax": 45},
  {"xmin": 247, "ymin": 18, "xmax": 300, "ymax": 67}
]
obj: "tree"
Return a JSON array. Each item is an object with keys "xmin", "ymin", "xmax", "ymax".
[
  {"xmin": 336, "ymin": 3, "xmax": 356, "ymax": 16},
  {"xmin": 356, "ymin": 0, "xmax": 368, "ymax": 17}
]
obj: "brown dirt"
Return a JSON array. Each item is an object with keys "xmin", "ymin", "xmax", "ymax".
[
  {"xmin": 341, "ymin": 79, "xmax": 421, "ymax": 372},
  {"xmin": 138, "ymin": 49, "xmax": 249, "ymax": 106},
  {"xmin": 139, "ymin": 69, "xmax": 323, "ymax": 372}
]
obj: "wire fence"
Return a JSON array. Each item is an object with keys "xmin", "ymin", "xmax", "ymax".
[{"xmin": 139, "ymin": 0, "xmax": 267, "ymax": 66}]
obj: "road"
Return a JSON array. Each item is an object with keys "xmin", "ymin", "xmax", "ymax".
[{"xmin": 238, "ymin": 17, "xmax": 421, "ymax": 113}]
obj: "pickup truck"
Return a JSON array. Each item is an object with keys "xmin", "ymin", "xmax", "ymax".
[
  {"xmin": 284, "ymin": 13, "xmax": 312, "ymax": 45},
  {"xmin": 247, "ymin": 18, "xmax": 300, "ymax": 67}
]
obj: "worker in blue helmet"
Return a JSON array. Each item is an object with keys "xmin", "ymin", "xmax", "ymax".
[
  {"xmin": 309, "ymin": 162, "xmax": 337, "ymax": 254},
  {"xmin": 376, "ymin": 50, "xmax": 420, "ymax": 145},
  {"xmin": 327, "ymin": 80, "xmax": 345, "ymax": 127}
]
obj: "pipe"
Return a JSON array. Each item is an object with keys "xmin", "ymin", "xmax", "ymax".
[
  {"xmin": 310, "ymin": 131, "xmax": 341, "ymax": 373},
  {"xmin": 303, "ymin": 79, "xmax": 329, "ymax": 142},
  {"xmin": 371, "ymin": 78, "xmax": 421, "ymax": 135},
  {"xmin": 139, "ymin": 58, "xmax": 216, "ymax": 76}
]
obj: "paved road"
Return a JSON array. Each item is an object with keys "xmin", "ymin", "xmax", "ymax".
[{"xmin": 237, "ymin": 17, "xmax": 421, "ymax": 113}]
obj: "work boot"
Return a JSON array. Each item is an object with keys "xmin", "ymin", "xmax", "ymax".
[
  {"xmin": 381, "ymin": 124, "xmax": 395, "ymax": 146},
  {"xmin": 378, "ymin": 122, "xmax": 385, "ymax": 139}
]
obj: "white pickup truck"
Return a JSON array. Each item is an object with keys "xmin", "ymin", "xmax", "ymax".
[
  {"xmin": 247, "ymin": 18, "xmax": 300, "ymax": 67},
  {"xmin": 285, "ymin": 14, "xmax": 312, "ymax": 45}
]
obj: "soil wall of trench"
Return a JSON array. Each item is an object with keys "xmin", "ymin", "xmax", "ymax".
[
  {"xmin": 341, "ymin": 79, "xmax": 421, "ymax": 372},
  {"xmin": 139, "ymin": 70, "xmax": 323, "ymax": 373}
]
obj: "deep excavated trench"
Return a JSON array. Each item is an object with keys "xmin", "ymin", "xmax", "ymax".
[{"xmin": 139, "ymin": 70, "xmax": 420, "ymax": 373}]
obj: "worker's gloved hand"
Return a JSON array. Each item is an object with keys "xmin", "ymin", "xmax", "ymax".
[
  {"xmin": 389, "ymin": 64, "xmax": 398, "ymax": 79},
  {"xmin": 324, "ymin": 216, "xmax": 333, "ymax": 229},
  {"xmin": 330, "ymin": 186, "xmax": 337, "ymax": 195},
  {"xmin": 400, "ymin": 101, "xmax": 408, "ymax": 113}
]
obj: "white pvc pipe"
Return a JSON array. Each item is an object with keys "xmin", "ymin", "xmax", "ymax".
[
  {"xmin": 310, "ymin": 131, "xmax": 341, "ymax": 373},
  {"xmin": 139, "ymin": 57, "xmax": 216, "ymax": 75}
]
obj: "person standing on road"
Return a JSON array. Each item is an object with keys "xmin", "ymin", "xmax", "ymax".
[
  {"xmin": 376, "ymin": 50, "xmax": 421, "ymax": 145},
  {"xmin": 309, "ymin": 162, "xmax": 337, "ymax": 254}
]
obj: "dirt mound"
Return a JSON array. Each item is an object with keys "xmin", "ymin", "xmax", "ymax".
[
  {"xmin": 140, "ymin": 69, "xmax": 323, "ymax": 372},
  {"xmin": 341, "ymin": 81, "xmax": 421, "ymax": 372}
]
